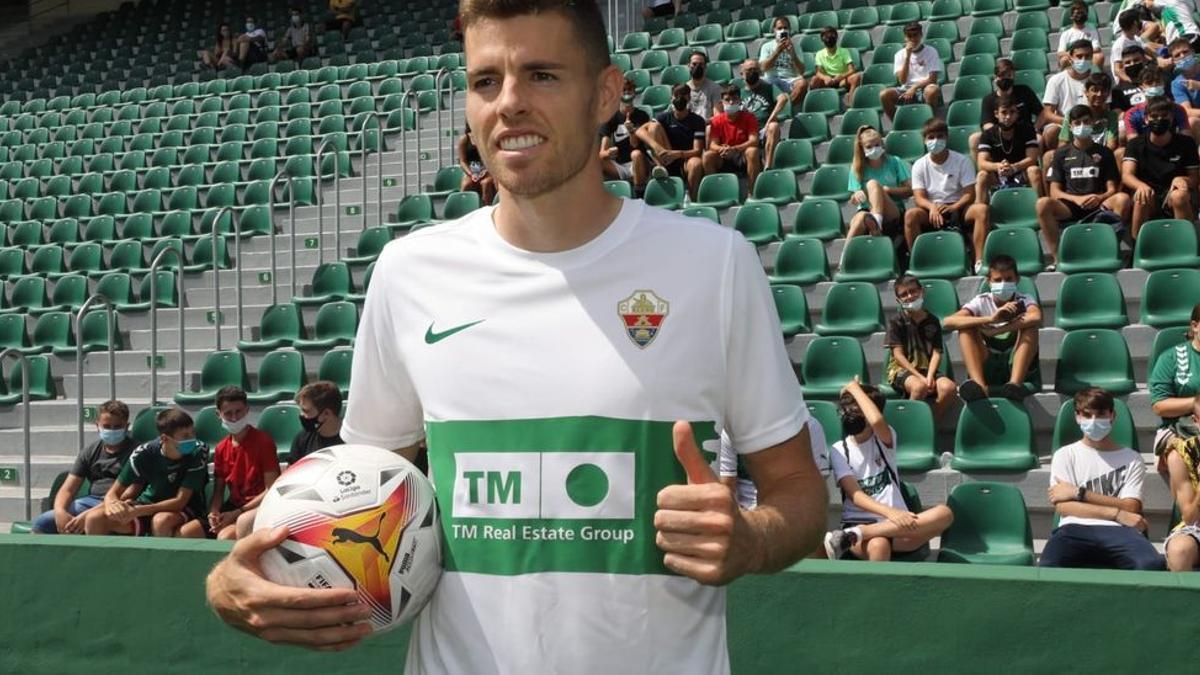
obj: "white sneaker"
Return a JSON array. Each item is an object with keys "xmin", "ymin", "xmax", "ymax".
[{"xmin": 651, "ymin": 165, "xmax": 668, "ymax": 181}]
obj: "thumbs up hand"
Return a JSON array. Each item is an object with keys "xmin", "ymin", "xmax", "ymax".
[{"xmin": 654, "ymin": 421, "xmax": 758, "ymax": 586}]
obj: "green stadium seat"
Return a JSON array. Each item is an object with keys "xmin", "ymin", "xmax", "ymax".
[
  {"xmin": 892, "ymin": 104, "xmax": 934, "ymax": 132},
  {"xmin": 884, "ymin": 399, "xmax": 939, "ymax": 471},
  {"xmin": 174, "ymin": 350, "xmax": 250, "ymax": 405},
  {"xmin": 442, "ymin": 191, "xmax": 483, "ymax": 221},
  {"xmin": 772, "ymin": 139, "xmax": 814, "ymax": 175},
  {"xmin": 294, "ymin": 301, "xmax": 358, "ymax": 350},
  {"xmin": 247, "ymin": 350, "xmax": 307, "ymax": 405},
  {"xmin": 259, "ymin": 404, "xmax": 303, "ymax": 456},
  {"xmin": 937, "ymin": 482, "xmax": 1035, "ymax": 565},
  {"xmin": 801, "ymin": 336, "xmax": 869, "ymax": 399},
  {"xmin": 747, "ymin": 169, "xmax": 798, "ymax": 206},
  {"xmin": 1013, "ymin": 9, "xmax": 1050, "ymax": 29},
  {"xmin": 850, "ymin": 84, "xmax": 886, "ymax": 111},
  {"xmin": 771, "ymin": 284, "xmax": 811, "ymax": 338},
  {"xmin": 644, "ymin": 175, "xmax": 687, "ymax": 210},
  {"xmin": 1055, "ymin": 328, "xmax": 1136, "ymax": 395},
  {"xmin": 835, "ymin": 236, "xmax": 897, "ymax": 283},
  {"xmin": 681, "ymin": 206, "xmax": 720, "ymax": 223},
  {"xmin": 815, "ymin": 281, "xmax": 884, "ymax": 336},
  {"xmin": 733, "ymin": 203, "xmax": 783, "ymax": 245},
  {"xmin": 237, "ymin": 303, "xmax": 306, "ymax": 352},
  {"xmin": 790, "ymin": 199, "xmax": 843, "ymax": 240},
  {"xmin": 21, "ymin": 311, "xmax": 73, "ymax": 355},
  {"xmin": 616, "ymin": 32, "xmax": 650, "ymax": 54},
  {"xmin": 990, "ymin": 188, "xmax": 1039, "ymax": 230},
  {"xmin": 825, "ymin": 135, "xmax": 857, "ymax": 166},
  {"xmin": 392, "ymin": 195, "xmax": 435, "ymax": 230},
  {"xmin": 805, "ymin": 399, "xmax": 841, "ymax": 448},
  {"xmin": 883, "ymin": 1, "xmax": 921, "ymax": 25},
  {"xmin": 344, "ymin": 226, "xmax": 393, "ymax": 266},
  {"xmin": 295, "ymin": 263, "xmax": 354, "ymax": 307},
  {"xmin": 838, "ymin": 109, "xmax": 881, "ymax": 138},
  {"xmin": 802, "ymin": 88, "xmax": 841, "ymax": 116},
  {"xmin": 916, "ymin": 278, "xmax": 958, "ymax": 321},
  {"xmin": 809, "ymin": 165, "xmax": 852, "ymax": 202},
  {"xmin": 694, "ymin": 173, "xmax": 741, "ymax": 209},
  {"xmin": 1050, "ymin": 397, "xmax": 1139, "ymax": 452},
  {"xmin": 1057, "ymin": 223, "xmax": 1123, "ymax": 274},
  {"xmin": 42, "ymin": 274, "xmax": 89, "ymax": 314},
  {"xmin": 770, "ymin": 237, "xmax": 829, "ymax": 285},
  {"xmin": 1151, "ymin": 326, "xmax": 1190, "ymax": 366},
  {"xmin": 952, "ymin": 75, "xmax": 992, "ymax": 101},
  {"xmin": 317, "ymin": 347, "xmax": 354, "ymax": 395},
  {"xmin": 1141, "ymin": 269, "xmax": 1200, "ymax": 328},
  {"xmin": 789, "ymin": 112, "xmax": 829, "ymax": 143},
  {"xmin": 1055, "ymin": 273, "xmax": 1127, "ymax": 330},
  {"xmin": 952, "ymin": 399, "xmax": 1038, "ymax": 471},
  {"xmin": 0, "ymin": 314, "xmax": 30, "ymax": 350},
  {"xmin": 907, "ymin": 231, "xmax": 968, "ymax": 279},
  {"xmin": 983, "ymin": 228, "xmax": 1044, "ymax": 274},
  {"xmin": 192, "ymin": 406, "xmax": 226, "ymax": 448},
  {"xmin": 1133, "ymin": 219, "xmax": 1200, "ymax": 271},
  {"xmin": 604, "ymin": 180, "xmax": 633, "ymax": 199},
  {"xmin": 1011, "ymin": 49, "xmax": 1048, "ymax": 74}
]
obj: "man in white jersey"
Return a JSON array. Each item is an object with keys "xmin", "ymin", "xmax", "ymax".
[{"xmin": 203, "ymin": 1, "xmax": 828, "ymax": 671}]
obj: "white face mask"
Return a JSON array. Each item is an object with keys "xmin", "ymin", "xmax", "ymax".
[
  {"xmin": 223, "ymin": 416, "xmax": 251, "ymax": 435},
  {"xmin": 864, "ymin": 145, "xmax": 885, "ymax": 160},
  {"xmin": 245, "ymin": 21, "xmax": 255, "ymax": 31},
  {"xmin": 990, "ymin": 281, "xmax": 1017, "ymax": 301},
  {"xmin": 900, "ymin": 297, "xmax": 924, "ymax": 312},
  {"xmin": 1076, "ymin": 416, "xmax": 1113, "ymax": 442}
]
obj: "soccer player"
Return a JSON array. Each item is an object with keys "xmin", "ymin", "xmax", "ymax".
[{"xmin": 204, "ymin": 2, "xmax": 828, "ymax": 670}]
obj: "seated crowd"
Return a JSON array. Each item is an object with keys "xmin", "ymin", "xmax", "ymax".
[{"xmin": 199, "ymin": 0, "xmax": 363, "ymax": 71}]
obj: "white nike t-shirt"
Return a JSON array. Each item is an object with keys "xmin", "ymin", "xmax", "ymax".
[
  {"xmin": 342, "ymin": 199, "xmax": 808, "ymax": 675},
  {"xmin": 1050, "ymin": 441, "xmax": 1145, "ymax": 527}
]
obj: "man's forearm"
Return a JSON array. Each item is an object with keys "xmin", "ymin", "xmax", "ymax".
[
  {"xmin": 1056, "ymin": 501, "xmax": 1123, "ymax": 522},
  {"xmin": 131, "ymin": 497, "xmax": 188, "ymax": 517},
  {"xmin": 943, "ymin": 313, "xmax": 993, "ymax": 330},
  {"xmin": 746, "ymin": 474, "xmax": 827, "ymax": 573}
]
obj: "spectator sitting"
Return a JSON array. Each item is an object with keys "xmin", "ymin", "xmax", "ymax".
[
  {"xmin": 1112, "ymin": 44, "xmax": 1152, "ymax": 111},
  {"xmin": 236, "ymin": 381, "xmax": 345, "ymax": 538},
  {"xmin": 702, "ymin": 86, "xmax": 762, "ymax": 192},
  {"xmin": 943, "ymin": 255, "xmax": 1042, "ymax": 402},
  {"xmin": 200, "ymin": 23, "xmax": 236, "ymax": 70},
  {"xmin": 84, "ymin": 408, "xmax": 208, "ymax": 537},
  {"xmin": 208, "ymin": 387, "xmax": 280, "ymax": 541},
  {"xmin": 31, "ymin": 400, "xmax": 135, "ymax": 534},
  {"xmin": 1040, "ymin": 388, "xmax": 1164, "ymax": 570},
  {"xmin": 758, "ymin": 17, "xmax": 808, "ymax": 108},
  {"xmin": 1149, "ymin": 303, "xmax": 1200, "ymax": 474},
  {"xmin": 1112, "ymin": 11, "xmax": 1153, "ymax": 89},
  {"xmin": 1057, "ymin": 2, "xmax": 1106, "ymax": 70},
  {"xmin": 718, "ymin": 420, "xmax": 830, "ymax": 510},
  {"xmin": 881, "ymin": 21, "xmax": 942, "ymax": 121},
  {"xmin": 844, "ymin": 125, "xmax": 912, "ymax": 246},
  {"xmin": 599, "ymin": 79, "xmax": 651, "ymax": 194},
  {"xmin": 1121, "ymin": 96, "xmax": 1200, "ymax": 238},
  {"xmin": 1168, "ymin": 37, "xmax": 1200, "ymax": 127},
  {"xmin": 1042, "ymin": 39, "xmax": 1096, "ymax": 153},
  {"xmin": 885, "ymin": 275, "xmax": 959, "ymax": 421},
  {"xmin": 1109, "ymin": 3, "xmax": 1163, "ymax": 45},
  {"xmin": 970, "ymin": 58, "xmax": 1043, "ymax": 157},
  {"xmin": 236, "ymin": 16, "xmax": 269, "ymax": 69},
  {"xmin": 1122, "ymin": 65, "xmax": 1200, "ymax": 142},
  {"xmin": 642, "ymin": 0, "xmax": 680, "ymax": 19},
  {"xmin": 821, "ymin": 379, "xmax": 954, "ymax": 561},
  {"xmin": 1037, "ymin": 104, "xmax": 1131, "ymax": 269},
  {"xmin": 976, "ymin": 93, "xmax": 1044, "ymax": 206},
  {"xmin": 904, "ymin": 118, "xmax": 991, "ymax": 274},
  {"xmin": 809, "ymin": 27, "xmax": 861, "ymax": 100},
  {"xmin": 740, "ymin": 59, "xmax": 786, "ymax": 171},
  {"xmin": 685, "ymin": 50, "xmax": 724, "ymax": 120},
  {"xmin": 327, "ymin": 0, "xmax": 360, "ymax": 40},
  {"xmin": 1046, "ymin": 73, "xmax": 1121, "ymax": 169},
  {"xmin": 636, "ymin": 84, "xmax": 706, "ymax": 200},
  {"xmin": 458, "ymin": 123, "xmax": 496, "ymax": 206},
  {"xmin": 270, "ymin": 7, "xmax": 314, "ymax": 64},
  {"xmin": 1146, "ymin": 0, "xmax": 1200, "ymax": 47},
  {"xmin": 1164, "ymin": 397, "xmax": 1200, "ymax": 571}
]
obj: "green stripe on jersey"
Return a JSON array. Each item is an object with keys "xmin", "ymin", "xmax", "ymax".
[{"xmin": 426, "ymin": 416, "xmax": 718, "ymax": 576}]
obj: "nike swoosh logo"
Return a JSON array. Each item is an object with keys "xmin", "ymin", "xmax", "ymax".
[{"xmin": 425, "ymin": 320, "xmax": 485, "ymax": 344}]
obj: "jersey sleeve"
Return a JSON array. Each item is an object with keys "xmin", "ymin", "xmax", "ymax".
[
  {"xmin": 956, "ymin": 155, "xmax": 977, "ymax": 187},
  {"xmin": 1119, "ymin": 456, "xmax": 1146, "ymax": 501},
  {"xmin": 910, "ymin": 159, "xmax": 927, "ymax": 191},
  {"xmin": 1149, "ymin": 346, "xmax": 1181, "ymax": 403},
  {"xmin": 341, "ymin": 246, "xmax": 427, "ymax": 450},
  {"xmin": 961, "ymin": 293, "xmax": 987, "ymax": 317},
  {"xmin": 1057, "ymin": 32, "xmax": 1071, "ymax": 52},
  {"xmin": 847, "ymin": 168, "xmax": 862, "ymax": 192},
  {"xmin": 1182, "ymin": 136, "xmax": 1200, "ymax": 169},
  {"xmin": 1048, "ymin": 147, "xmax": 1066, "ymax": 184},
  {"xmin": 925, "ymin": 47, "xmax": 943, "ymax": 74},
  {"xmin": 721, "ymin": 235, "xmax": 808, "ymax": 454},
  {"xmin": 883, "ymin": 315, "xmax": 905, "ymax": 348},
  {"xmin": 829, "ymin": 443, "xmax": 853, "ymax": 481}
]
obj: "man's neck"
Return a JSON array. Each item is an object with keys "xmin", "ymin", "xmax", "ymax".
[
  {"xmin": 852, "ymin": 430, "xmax": 874, "ymax": 445},
  {"xmin": 1151, "ymin": 131, "xmax": 1173, "ymax": 146},
  {"xmin": 1082, "ymin": 436, "xmax": 1120, "ymax": 452},
  {"xmin": 318, "ymin": 417, "xmax": 342, "ymax": 438},
  {"xmin": 999, "ymin": 125, "xmax": 1014, "ymax": 139},
  {"xmin": 493, "ymin": 165, "xmax": 624, "ymax": 253},
  {"xmin": 907, "ymin": 308, "xmax": 929, "ymax": 321},
  {"xmin": 233, "ymin": 427, "xmax": 251, "ymax": 443},
  {"xmin": 930, "ymin": 150, "xmax": 949, "ymax": 164},
  {"xmin": 672, "ymin": 109, "xmax": 689, "ymax": 120},
  {"xmin": 102, "ymin": 442, "xmax": 123, "ymax": 454},
  {"xmin": 690, "ymin": 77, "xmax": 704, "ymax": 86},
  {"xmin": 824, "ymin": 46, "xmax": 837, "ymax": 54},
  {"xmin": 1072, "ymin": 138, "xmax": 1093, "ymax": 151}
]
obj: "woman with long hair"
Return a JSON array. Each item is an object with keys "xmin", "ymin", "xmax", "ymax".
[
  {"xmin": 200, "ymin": 23, "xmax": 236, "ymax": 70},
  {"xmin": 844, "ymin": 126, "xmax": 913, "ymax": 244}
]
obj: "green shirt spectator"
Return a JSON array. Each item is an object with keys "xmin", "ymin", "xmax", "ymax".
[{"xmin": 815, "ymin": 47, "xmax": 853, "ymax": 78}]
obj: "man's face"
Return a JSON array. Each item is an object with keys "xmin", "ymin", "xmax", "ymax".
[
  {"xmin": 722, "ymin": 94, "xmax": 740, "ymax": 110},
  {"xmin": 464, "ymin": 14, "xmax": 621, "ymax": 198},
  {"xmin": 689, "ymin": 53, "xmax": 706, "ymax": 71},
  {"xmin": 923, "ymin": 130, "xmax": 947, "ymax": 145},
  {"xmin": 1123, "ymin": 52, "xmax": 1146, "ymax": 73},
  {"xmin": 741, "ymin": 60, "xmax": 760, "ymax": 80},
  {"xmin": 1146, "ymin": 110, "xmax": 1172, "ymax": 129},
  {"xmin": 96, "ymin": 412, "xmax": 126, "ymax": 434},
  {"xmin": 1172, "ymin": 43, "xmax": 1195, "ymax": 67},
  {"xmin": 996, "ymin": 105, "xmax": 1019, "ymax": 127},
  {"xmin": 905, "ymin": 29, "xmax": 922, "ymax": 49},
  {"xmin": 987, "ymin": 267, "xmax": 1019, "ymax": 285},
  {"xmin": 299, "ymin": 400, "xmax": 323, "ymax": 424},
  {"xmin": 995, "ymin": 66, "xmax": 1014, "ymax": 82},
  {"xmin": 1071, "ymin": 47, "xmax": 1093, "ymax": 67},
  {"xmin": 218, "ymin": 400, "xmax": 249, "ymax": 424},
  {"xmin": 1086, "ymin": 85, "xmax": 1109, "ymax": 109},
  {"xmin": 162, "ymin": 427, "xmax": 196, "ymax": 457},
  {"xmin": 895, "ymin": 283, "xmax": 923, "ymax": 305}
]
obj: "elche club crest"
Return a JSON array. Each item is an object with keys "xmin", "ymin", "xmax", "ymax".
[{"xmin": 618, "ymin": 290, "xmax": 669, "ymax": 348}]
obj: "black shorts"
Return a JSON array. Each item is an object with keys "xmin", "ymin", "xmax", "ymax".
[
  {"xmin": 983, "ymin": 332, "xmax": 1018, "ymax": 354},
  {"xmin": 937, "ymin": 209, "xmax": 966, "ymax": 233},
  {"xmin": 133, "ymin": 505, "xmax": 205, "ymax": 537},
  {"xmin": 243, "ymin": 42, "xmax": 268, "ymax": 66},
  {"xmin": 1062, "ymin": 200, "xmax": 1102, "ymax": 223},
  {"xmin": 890, "ymin": 370, "xmax": 934, "ymax": 394},
  {"xmin": 664, "ymin": 157, "xmax": 687, "ymax": 177},
  {"xmin": 649, "ymin": 2, "xmax": 676, "ymax": 17}
]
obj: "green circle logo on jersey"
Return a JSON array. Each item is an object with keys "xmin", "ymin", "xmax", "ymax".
[{"xmin": 565, "ymin": 463, "xmax": 609, "ymax": 507}]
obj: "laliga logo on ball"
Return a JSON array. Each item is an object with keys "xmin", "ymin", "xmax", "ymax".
[{"xmin": 254, "ymin": 445, "xmax": 443, "ymax": 634}]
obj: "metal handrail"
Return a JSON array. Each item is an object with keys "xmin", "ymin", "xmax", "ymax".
[
  {"xmin": 434, "ymin": 67, "xmax": 450, "ymax": 170},
  {"xmin": 74, "ymin": 294, "xmax": 116, "ymax": 455},
  {"xmin": 148, "ymin": 248, "xmax": 185, "ymax": 406},
  {"xmin": 267, "ymin": 171, "xmax": 298, "ymax": 304},
  {"xmin": 0, "ymin": 349, "xmax": 31, "ymax": 520},
  {"xmin": 357, "ymin": 112, "xmax": 384, "ymax": 230},
  {"xmin": 401, "ymin": 89, "xmax": 422, "ymax": 196},
  {"xmin": 313, "ymin": 138, "xmax": 342, "ymax": 266},
  {"xmin": 207, "ymin": 206, "xmax": 242, "ymax": 349}
]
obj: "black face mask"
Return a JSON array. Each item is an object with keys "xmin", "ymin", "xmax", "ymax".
[
  {"xmin": 995, "ymin": 77, "xmax": 1013, "ymax": 91},
  {"xmin": 822, "ymin": 37, "xmax": 837, "ymax": 47},
  {"xmin": 690, "ymin": 64, "xmax": 706, "ymax": 79},
  {"xmin": 672, "ymin": 96, "xmax": 689, "ymax": 111},
  {"xmin": 745, "ymin": 71, "xmax": 761, "ymax": 84},
  {"xmin": 841, "ymin": 414, "xmax": 867, "ymax": 437},
  {"xmin": 300, "ymin": 413, "xmax": 322, "ymax": 432},
  {"xmin": 1125, "ymin": 63, "xmax": 1144, "ymax": 79},
  {"xmin": 1148, "ymin": 118, "xmax": 1172, "ymax": 134}
]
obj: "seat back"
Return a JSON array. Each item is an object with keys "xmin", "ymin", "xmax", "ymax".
[{"xmin": 940, "ymin": 482, "xmax": 1034, "ymax": 554}]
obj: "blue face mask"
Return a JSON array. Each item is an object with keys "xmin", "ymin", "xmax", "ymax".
[
  {"xmin": 1179, "ymin": 55, "xmax": 1197, "ymax": 72},
  {"xmin": 175, "ymin": 438, "xmax": 199, "ymax": 456},
  {"xmin": 98, "ymin": 428, "xmax": 126, "ymax": 446},
  {"xmin": 1072, "ymin": 59, "xmax": 1091, "ymax": 74},
  {"xmin": 925, "ymin": 138, "xmax": 947, "ymax": 154},
  {"xmin": 1145, "ymin": 86, "xmax": 1165, "ymax": 98},
  {"xmin": 990, "ymin": 281, "xmax": 1017, "ymax": 301},
  {"xmin": 1077, "ymin": 416, "xmax": 1113, "ymax": 442}
]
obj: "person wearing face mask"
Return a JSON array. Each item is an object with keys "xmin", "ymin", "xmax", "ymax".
[
  {"xmin": 30, "ymin": 400, "xmax": 135, "ymax": 534},
  {"xmin": 943, "ymin": 254, "xmax": 1042, "ymax": 403},
  {"xmin": 822, "ymin": 379, "xmax": 954, "ymax": 561},
  {"xmin": 235, "ymin": 15, "xmax": 269, "ymax": 69},
  {"xmin": 206, "ymin": 387, "xmax": 279, "ymax": 541},
  {"xmin": 1046, "ymin": 73, "xmax": 1122, "ymax": 174},
  {"xmin": 599, "ymin": 79, "xmax": 651, "ymax": 192},
  {"xmin": 845, "ymin": 126, "xmax": 912, "ymax": 246},
  {"xmin": 977, "ymin": 95, "xmax": 1044, "ymax": 206},
  {"xmin": 1113, "ymin": 44, "xmax": 1153, "ymax": 110},
  {"xmin": 971, "ymin": 59, "xmax": 1044, "ymax": 160},
  {"xmin": 1041, "ymin": 388, "xmax": 1164, "ymax": 570},
  {"xmin": 84, "ymin": 408, "xmax": 209, "ymax": 537},
  {"xmin": 905, "ymin": 117, "xmax": 991, "ymax": 274},
  {"xmin": 881, "ymin": 21, "xmax": 942, "ymax": 121},
  {"xmin": 1112, "ymin": 12, "xmax": 1156, "ymax": 88},
  {"xmin": 1167, "ymin": 37, "xmax": 1200, "ymax": 125},
  {"xmin": 1042, "ymin": 40, "xmax": 1098, "ymax": 153},
  {"xmin": 270, "ymin": 8, "xmax": 313, "ymax": 64},
  {"xmin": 684, "ymin": 50, "xmax": 724, "ymax": 120},
  {"xmin": 884, "ymin": 275, "xmax": 958, "ymax": 421},
  {"xmin": 1149, "ymin": 304, "xmax": 1200, "ymax": 477},
  {"xmin": 1122, "ymin": 96, "xmax": 1200, "ymax": 238},
  {"xmin": 1121, "ymin": 64, "xmax": 1198, "ymax": 141},
  {"xmin": 740, "ymin": 59, "xmax": 786, "ymax": 170},
  {"xmin": 702, "ymin": 86, "xmax": 762, "ymax": 191},
  {"xmin": 1038, "ymin": 105, "xmax": 1131, "ymax": 269},
  {"xmin": 1057, "ymin": 1, "xmax": 1105, "ymax": 71},
  {"xmin": 200, "ymin": 23, "xmax": 237, "ymax": 70},
  {"xmin": 1144, "ymin": 0, "xmax": 1200, "ymax": 48},
  {"xmin": 758, "ymin": 17, "xmax": 808, "ymax": 107},
  {"xmin": 1163, "ymin": 397, "xmax": 1200, "ymax": 571},
  {"xmin": 637, "ymin": 83, "xmax": 707, "ymax": 200},
  {"xmin": 809, "ymin": 27, "xmax": 861, "ymax": 99}
]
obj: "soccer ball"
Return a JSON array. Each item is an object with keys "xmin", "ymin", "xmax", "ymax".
[{"xmin": 254, "ymin": 444, "xmax": 442, "ymax": 634}]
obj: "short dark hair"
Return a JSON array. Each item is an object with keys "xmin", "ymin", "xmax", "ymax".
[
  {"xmin": 1068, "ymin": 103, "xmax": 1094, "ymax": 123},
  {"xmin": 820, "ymin": 26, "xmax": 837, "ymax": 42},
  {"xmin": 1069, "ymin": 1, "xmax": 1087, "ymax": 14},
  {"xmin": 904, "ymin": 21, "xmax": 922, "ymax": 35},
  {"xmin": 994, "ymin": 57, "xmax": 1013, "ymax": 75},
  {"xmin": 894, "ymin": 274, "xmax": 922, "ymax": 296},
  {"xmin": 297, "ymin": 381, "xmax": 343, "ymax": 417},
  {"xmin": 773, "ymin": 16, "xmax": 790, "ymax": 29},
  {"xmin": 921, "ymin": 117, "xmax": 948, "ymax": 138},
  {"xmin": 1147, "ymin": 96, "xmax": 1175, "ymax": 120},
  {"xmin": 156, "ymin": 408, "xmax": 194, "ymax": 438},
  {"xmin": 459, "ymin": 0, "xmax": 610, "ymax": 74},
  {"xmin": 671, "ymin": 83, "xmax": 691, "ymax": 99},
  {"xmin": 1138, "ymin": 64, "xmax": 1162, "ymax": 86},
  {"xmin": 1170, "ymin": 37, "xmax": 1194, "ymax": 54},
  {"xmin": 690, "ymin": 49, "xmax": 709, "ymax": 63},
  {"xmin": 98, "ymin": 400, "xmax": 129, "ymax": 424},
  {"xmin": 721, "ymin": 84, "xmax": 741, "ymax": 99},
  {"xmin": 1085, "ymin": 72, "xmax": 1112, "ymax": 92},
  {"xmin": 215, "ymin": 385, "xmax": 247, "ymax": 410},
  {"xmin": 1074, "ymin": 387, "xmax": 1115, "ymax": 416},
  {"xmin": 838, "ymin": 384, "xmax": 886, "ymax": 420},
  {"xmin": 988, "ymin": 254, "xmax": 1019, "ymax": 277},
  {"xmin": 1069, "ymin": 39, "xmax": 1094, "ymax": 55},
  {"xmin": 1121, "ymin": 44, "xmax": 1146, "ymax": 59},
  {"xmin": 995, "ymin": 94, "xmax": 1018, "ymax": 111},
  {"xmin": 1118, "ymin": 10, "xmax": 1141, "ymax": 32}
]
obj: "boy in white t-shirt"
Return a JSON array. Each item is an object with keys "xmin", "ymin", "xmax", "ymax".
[
  {"xmin": 1042, "ymin": 39, "xmax": 1096, "ymax": 152},
  {"xmin": 904, "ymin": 117, "xmax": 991, "ymax": 273},
  {"xmin": 822, "ymin": 379, "xmax": 954, "ymax": 561},
  {"xmin": 1040, "ymin": 388, "xmax": 1165, "ymax": 570},
  {"xmin": 719, "ymin": 420, "xmax": 830, "ymax": 510},
  {"xmin": 881, "ymin": 21, "xmax": 942, "ymax": 121},
  {"xmin": 943, "ymin": 254, "xmax": 1042, "ymax": 403},
  {"xmin": 1057, "ymin": 2, "xmax": 1106, "ymax": 70}
]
